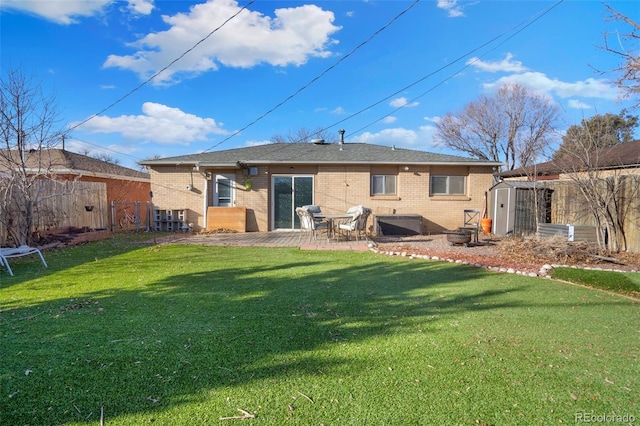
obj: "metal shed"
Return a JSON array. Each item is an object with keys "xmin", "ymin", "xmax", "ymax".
[{"xmin": 489, "ymin": 181, "xmax": 553, "ymax": 236}]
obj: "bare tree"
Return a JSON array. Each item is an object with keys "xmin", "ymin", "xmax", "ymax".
[
  {"xmin": 271, "ymin": 127, "xmax": 336, "ymax": 143},
  {"xmin": 0, "ymin": 68, "xmax": 65, "ymax": 246},
  {"xmin": 602, "ymin": 5, "xmax": 640, "ymax": 108},
  {"xmin": 552, "ymin": 122, "xmax": 640, "ymax": 252},
  {"xmin": 434, "ymin": 83, "xmax": 561, "ymax": 171}
]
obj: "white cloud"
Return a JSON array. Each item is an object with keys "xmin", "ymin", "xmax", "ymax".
[
  {"xmin": 356, "ymin": 125, "xmax": 436, "ymax": 149},
  {"xmin": 72, "ymin": 102, "xmax": 228, "ymax": 144},
  {"xmin": 245, "ymin": 139, "xmax": 272, "ymax": 147},
  {"xmin": 2, "ymin": 0, "xmax": 111, "ymax": 24},
  {"xmin": 390, "ymin": 97, "xmax": 419, "ymax": 108},
  {"xmin": 567, "ymin": 99, "xmax": 592, "ymax": 109},
  {"xmin": 437, "ymin": 0, "xmax": 465, "ymax": 18},
  {"xmin": 467, "ymin": 53, "xmax": 527, "ymax": 73},
  {"xmin": 104, "ymin": 0, "xmax": 341, "ymax": 85},
  {"xmin": 468, "ymin": 54, "xmax": 619, "ymax": 102},
  {"xmin": 382, "ymin": 116, "xmax": 397, "ymax": 124},
  {"xmin": 483, "ymin": 72, "xmax": 619, "ymax": 100},
  {"xmin": 2, "ymin": 0, "xmax": 152, "ymax": 24},
  {"xmin": 331, "ymin": 106, "xmax": 346, "ymax": 115},
  {"xmin": 128, "ymin": 0, "xmax": 154, "ymax": 15}
]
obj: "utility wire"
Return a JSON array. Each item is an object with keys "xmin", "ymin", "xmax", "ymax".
[
  {"xmin": 327, "ymin": 0, "xmax": 565, "ymax": 140},
  {"xmin": 68, "ymin": 0, "xmax": 256, "ymax": 133},
  {"xmin": 66, "ymin": 135, "xmax": 144, "ymax": 164},
  {"xmin": 201, "ymin": 0, "xmax": 422, "ymax": 153},
  {"xmin": 66, "ymin": 0, "xmax": 417, "ymax": 166}
]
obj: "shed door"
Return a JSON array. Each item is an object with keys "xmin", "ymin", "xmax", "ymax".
[{"xmin": 493, "ymin": 188, "xmax": 511, "ymax": 236}]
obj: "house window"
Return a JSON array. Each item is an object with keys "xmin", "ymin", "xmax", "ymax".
[
  {"xmin": 371, "ymin": 174, "xmax": 397, "ymax": 195},
  {"xmin": 430, "ymin": 175, "xmax": 466, "ymax": 195},
  {"xmin": 214, "ymin": 174, "xmax": 234, "ymax": 206}
]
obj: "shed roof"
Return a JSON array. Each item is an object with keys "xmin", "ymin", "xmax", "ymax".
[
  {"xmin": 139, "ymin": 142, "xmax": 502, "ymax": 167},
  {"xmin": 490, "ymin": 181, "xmax": 550, "ymax": 191}
]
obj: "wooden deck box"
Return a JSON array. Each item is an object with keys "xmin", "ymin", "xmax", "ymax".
[{"xmin": 207, "ymin": 207, "xmax": 247, "ymax": 232}]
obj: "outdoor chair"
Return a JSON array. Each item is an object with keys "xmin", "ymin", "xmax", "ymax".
[
  {"xmin": 0, "ymin": 245, "xmax": 48, "ymax": 276},
  {"xmin": 336, "ymin": 206, "xmax": 371, "ymax": 241},
  {"xmin": 460, "ymin": 209, "xmax": 480, "ymax": 243},
  {"xmin": 301, "ymin": 205, "xmax": 326, "ymax": 227},
  {"xmin": 296, "ymin": 207, "xmax": 328, "ymax": 242}
]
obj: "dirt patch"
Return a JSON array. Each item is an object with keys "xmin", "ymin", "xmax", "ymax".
[{"xmin": 33, "ymin": 227, "xmax": 111, "ymax": 249}]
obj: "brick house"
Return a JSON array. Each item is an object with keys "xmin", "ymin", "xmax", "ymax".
[
  {"xmin": 140, "ymin": 141, "xmax": 501, "ymax": 234},
  {"xmin": 22, "ymin": 149, "xmax": 151, "ymax": 229}
]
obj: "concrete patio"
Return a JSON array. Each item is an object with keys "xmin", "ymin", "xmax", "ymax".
[{"xmin": 156, "ymin": 231, "xmax": 372, "ymax": 251}]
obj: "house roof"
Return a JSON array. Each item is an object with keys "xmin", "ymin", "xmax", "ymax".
[
  {"xmin": 139, "ymin": 142, "xmax": 502, "ymax": 167},
  {"xmin": 498, "ymin": 139, "xmax": 640, "ymax": 178},
  {"xmin": 21, "ymin": 149, "xmax": 150, "ymax": 180}
]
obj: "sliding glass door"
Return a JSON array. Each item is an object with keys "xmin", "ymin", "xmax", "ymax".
[{"xmin": 272, "ymin": 175, "xmax": 313, "ymax": 230}]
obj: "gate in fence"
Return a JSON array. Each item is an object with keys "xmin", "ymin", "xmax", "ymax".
[{"xmin": 111, "ymin": 201, "xmax": 151, "ymax": 232}]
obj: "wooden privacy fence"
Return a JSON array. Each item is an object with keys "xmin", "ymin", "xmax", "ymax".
[
  {"xmin": 0, "ymin": 180, "xmax": 108, "ymax": 245},
  {"xmin": 550, "ymin": 178, "xmax": 640, "ymax": 253}
]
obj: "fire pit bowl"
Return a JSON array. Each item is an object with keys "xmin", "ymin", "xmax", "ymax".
[{"xmin": 443, "ymin": 230, "xmax": 472, "ymax": 246}]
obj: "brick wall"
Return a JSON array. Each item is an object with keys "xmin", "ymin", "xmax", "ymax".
[{"xmin": 150, "ymin": 164, "xmax": 496, "ymax": 233}]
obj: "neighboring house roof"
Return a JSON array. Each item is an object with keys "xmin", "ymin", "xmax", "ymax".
[
  {"xmin": 139, "ymin": 142, "xmax": 503, "ymax": 167},
  {"xmin": 499, "ymin": 139, "xmax": 640, "ymax": 178},
  {"xmin": 10, "ymin": 149, "xmax": 150, "ymax": 181}
]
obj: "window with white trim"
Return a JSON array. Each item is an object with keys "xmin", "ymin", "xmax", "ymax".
[
  {"xmin": 371, "ymin": 174, "xmax": 397, "ymax": 195},
  {"xmin": 430, "ymin": 175, "xmax": 466, "ymax": 195}
]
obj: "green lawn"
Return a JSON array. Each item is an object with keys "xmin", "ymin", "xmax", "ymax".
[
  {"xmin": 551, "ymin": 267, "xmax": 640, "ymax": 296},
  {"xmin": 1, "ymin": 236, "xmax": 638, "ymax": 425}
]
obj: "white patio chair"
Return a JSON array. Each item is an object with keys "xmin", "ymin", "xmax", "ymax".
[
  {"xmin": 0, "ymin": 245, "xmax": 48, "ymax": 276},
  {"xmin": 337, "ymin": 206, "xmax": 371, "ymax": 241},
  {"xmin": 296, "ymin": 207, "xmax": 328, "ymax": 242}
]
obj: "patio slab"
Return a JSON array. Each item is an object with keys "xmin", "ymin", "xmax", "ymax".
[{"xmin": 154, "ymin": 231, "xmax": 371, "ymax": 251}]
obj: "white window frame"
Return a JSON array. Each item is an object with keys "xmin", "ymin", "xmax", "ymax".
[
  {"xmin": 430, "ymin": 175, "xmax": 466, "ymax": 196},
  {"xmin": 214, "ymin": 174, "xmax": 235, "ymax": 206}
]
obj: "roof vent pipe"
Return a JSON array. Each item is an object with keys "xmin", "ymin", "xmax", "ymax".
[{"xmin": 338, "ymin": 129, "xmax": 345, "ymax": 151}]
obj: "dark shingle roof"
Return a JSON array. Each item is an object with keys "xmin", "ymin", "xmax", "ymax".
[
  {"xmin": 499, "ymin": 140, "xmax": 640, "ymax": 178},
  {"xmin": 22, "ymin": 149, "xmax": 149, "ymax": 180},
  {"xmin": 140, "ymin": 143, "xmax": 502, "ymax": 167}
]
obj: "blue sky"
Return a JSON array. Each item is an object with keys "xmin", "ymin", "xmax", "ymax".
[{"xmin": 2, "ymin": 0, "xmax": 637, "ymax": 170}]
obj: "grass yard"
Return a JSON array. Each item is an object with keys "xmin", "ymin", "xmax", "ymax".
[
  {"xmin": 552, "ymin": 267, "xmax": 640, "ymax": 297},
  {"xmin": 1, "ymin": 236, "xmax": 638, "ymax": 425}
]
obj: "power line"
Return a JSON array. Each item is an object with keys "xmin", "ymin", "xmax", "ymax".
[
  {"xmin": 328, "ymin": 0, "xmax": 565, "ymax": 140},
  {"xmin": 200, "ymin": 0, "xmax": 422, "ymax": 152},
  {"xmin": 66, "ymin": 135, "xmax": 144, "ymax": 164},
  {"xmin": 67, "ymin": 0, "xmax": 256, "ymax": 133}
]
